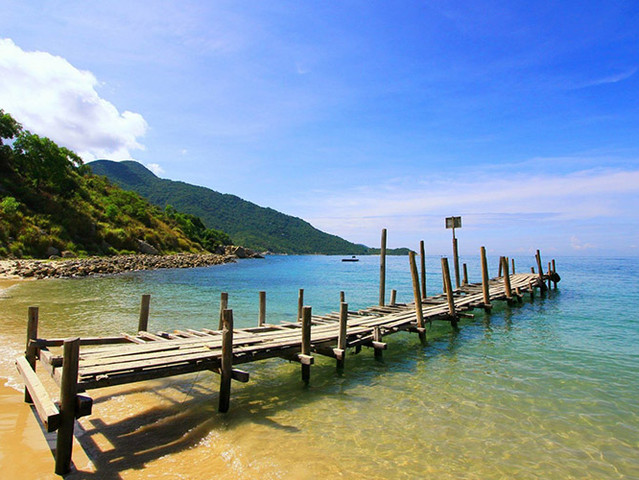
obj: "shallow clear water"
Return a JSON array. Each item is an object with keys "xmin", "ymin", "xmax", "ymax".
[{"xmin": 1, "ymin": 254, "xmax": 638, "ymax": 479}]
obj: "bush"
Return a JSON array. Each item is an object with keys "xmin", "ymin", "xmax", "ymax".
[{"xmin": 0, "ymin": 196, "xmax": 20, "ymax": 215}]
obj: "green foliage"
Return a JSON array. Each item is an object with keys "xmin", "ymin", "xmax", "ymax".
[
  {"xmin": 164, "ymin": 205, "xmax": 232, "ymax": 250},
  {"xmin": 0, "ymin": 109, "xmax": 225, "ymax": 258}
]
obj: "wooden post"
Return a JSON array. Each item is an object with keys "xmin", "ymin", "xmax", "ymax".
[
  {"xmin": 297, "ymin": 288, "xmax": 304, "ymax": 322},
  {"xmin": 339, "ymin": 291, "xmax": 345, "ymax": 303},
  {"xmin": 337, "ymin": 302, "xmax": 347, "ymax": 371},
  {"xmin": 390, "ymin": 289, "xmax": 397, "ymax": 306},
  {"xmin": 258, "ymin": 291, "xmax": 266, "ymax": 326},
  {"xmin": 453, "ymin": 236, "xmax": 461, "ymax": 289},
  {"xmin": 511, "ymin": 258, "xmax": 516, "ymax": 275},
  {"xmin": 138, "ymin": 294, "xmax": 150, "ymax": 332},
  {"xmin": 419, "ymin": 240, "xmax": 427, "ymax": 298},
  {"xmin": 547, "ymin": 262, "xmax": 552, "ymax": 290},
  {"xmin": 552, "ymin": 259, "xmax": 557, "ymax": 288},
  {"xmin": 218, "ymin": 292, "xmax": 228, "ymax": 330},
  {"xmin": 441, "ymin": 257, "xmax": 457, "ymax": 327},
  {"xmin": 529, "ymin": 280, "xmax": 535, "ymax": 300},
  {"xmin": 24, "ymin": 306, "xmax": 39, "ymax": 403},
  {"xmin": 498, "ymin": 256, "xmax": 504, "ymax": 277},
  {"xmin": 373, "ymin": 327, "xmax": 383, "ymax": 361},
  {"xmin": 218, "ymin": 309, "xmax": 234, "ymax": 413},
  {"xmin": 502, "ymin": 257, "xmax": 512, "ymax": 300},
  {"xmin": 531, "ymin": 267, "xmax": 535, "ymax": 274},
  {"xmin": 462, "ymin": 263, "xmax": 468, "ymax": 286},
  {"xmin": 55, "ymin": 338, "xmax": 80, "ymax": 475},
  {"xmin": 480, "ymin": 247, "xmax": 491, "ymax": 311},
  {"xmin": 409, "ymin": 252, "xmax": 426, "ymax": 343},
  {"xmin": 535, "ymin": 250, "xmax": 546, "ymax": 290},
  {"xmin": 379, "ymin": 228, "xmax": 387, "ymax": 306},
  {"xmin": 301, "ymin": 306, "xmax": 312, "ymax": 384}
]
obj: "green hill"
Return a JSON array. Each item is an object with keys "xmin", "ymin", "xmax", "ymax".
[
  {"xmin": 89, "ymin": 160, "xmax": 374, "ymax": 255},
  {"xmin": 0, "ymin": 109, "xmax": 228, "ymax": 258}
]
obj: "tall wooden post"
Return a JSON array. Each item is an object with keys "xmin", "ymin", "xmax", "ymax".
[
  {"xmin": 498, "ymin": 256, "xmax": 504, "ymax": 277},
  {"xmin": 218, "ymin": 309, "xmax": 234, "ymax": 413},
  {"xmin": 419, "ymin": 240, "xmax": 427, "ymax": 298},
  {"xmin": 502, "ymin": 257, "xmax": 512, "ymax": 300},
  {"xmin": 535, "ymin": 250, "xmax": 546, "ymax": 290},
  {"xmin": 258, "ymin": 291, "xmax": 266, "ymax": 326},
  {"xmin": 480, "ymin": 247, "xmax": 491, "ymax": 311},
  {"xmin": 337, "ymin": 302, "xmax": 347, "ymax": 371},
  {"xmin": 24, "ymin": 306, "xmax": 39, "ymax": 403},
  {"xmin": 552, "ymin": 259, "xmax": 557, "ymax": 288},
  {"xmin": 409, "ymin": 252, "xmax": 426, "ymax": 343},
  {"xmin": 379, "ymin": 228, "xmax": 387, "ymax": 306},
  {"xmin": 218, "ymin": 292, "xmax": 228, "ymax": 330},
  {"xmin": 297, "ymin": 289, "xmax": 304, "ymax": 322},
  {"xmin": 301, "ymin": 306, "xmax": 312, "ymax": 384},
  {"xmin": 138, "ymin": 294, "xmax": 150, "ymax": 332},
  {"xmin": 441, "ymin": 257, "xmax": 457, "ymax": 328},
  {"xmin": 55, "ymin": 338, "xmax": 80, "ymax": 475},
  {"xmin": 453, "ymin": 236, "xmax": 461, "ymax": 289}
]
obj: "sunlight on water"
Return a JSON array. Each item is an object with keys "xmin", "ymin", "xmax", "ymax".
[{"xmin": 1, "ymin": 255, "xmax": 638, "ymax": 479}]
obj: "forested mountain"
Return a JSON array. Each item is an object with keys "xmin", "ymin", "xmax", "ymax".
[
  {"xmin": 89, "ymin": 160, "xmax": 374, "ymax": 254},
  {"xmin": 0, "ymin": 110, "xmax": 229, "ymax": 258}
]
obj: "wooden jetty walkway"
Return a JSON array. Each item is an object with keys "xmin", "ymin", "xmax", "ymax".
[{"xmin": 16, "ymin": 245, "xmax": 559, "ymax": 475}]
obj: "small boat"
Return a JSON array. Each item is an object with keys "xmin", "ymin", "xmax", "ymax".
[{"xmin": 342, "ymin": 256, "xmax": 359, "ymax": 262}]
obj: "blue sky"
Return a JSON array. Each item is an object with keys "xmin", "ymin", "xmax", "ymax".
[{"xmin": 1, "ymin": 0, "xmax": 638, "ymax": 256}]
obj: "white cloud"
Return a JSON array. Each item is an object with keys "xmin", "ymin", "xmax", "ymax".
[
  {"xmin": 0, "ymin": 38, "xmax": 147, "ymax": 161},
  {"xmin": 146, "ymin": 163, "xmax": 164, "ymax": 176}
]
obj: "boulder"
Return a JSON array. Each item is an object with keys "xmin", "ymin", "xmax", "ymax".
[
  {"xmin": 61, "ymin": 251, "xmax": 77, "ymax": 258},
  {"xmin": 46, "ymin": 246, "xmax": 60, "ymax": 257},
  {"xmin": 137, "ymin": 239, "xmax": 159, "ymax": 255}
]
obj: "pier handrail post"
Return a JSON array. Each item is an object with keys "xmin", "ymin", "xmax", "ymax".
[
  {"xmin": 24, "ymin": 306, "xmax": 39, "ymax": 403},
  {"xmin": 441, "ymin": 257, "xmax": 457, "ymax": 328},
  {"xmin": 55, "ymin": 337, "xmax": 80, "ymax": 475},
  {"xmin": 218, "ymin": 292, "xmax": 228, "ymax": 330},
  {"xmin": 379, "ymin": 228, "xmax": 387, "ymax": 306},
  {"xmin": 337, "ymin": 302, "xmax": 348, "ymax": 371},
  {"xmin": 301, "ymin": 306, "xmax": 312, "ymax": 384},
  {"xmin": 480, "ymin": 247, "xmax": 491, "ymax": 311},
  {"xmin": 218, "ymin": 309, "xmax": 234, "ymax": 413},
  {"xmin": 409, "ymin": 251, "xmax": 426, "ymax": 343},
  {"xmin": 502, "ymin": 257, "xmax": 513, "ymax": 300},
  {"xmin": 419, "ymin": 240, "xmax": 427, "ymax": 298},
  {"xmin": 138, "ymin": 294, "xmax": 151, "ymax": 332},
  {"xmin": 258, "ymin": 291, "xmax": 266, "ymax": 326},
  {"xmin": 297, "ymin": 289, "xmax": 304, "ymax": 322}
]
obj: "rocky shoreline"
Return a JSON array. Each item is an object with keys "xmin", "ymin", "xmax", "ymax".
[{"xmin": 0, "ymin": 246, "xmax": 264, "ymax": 280}]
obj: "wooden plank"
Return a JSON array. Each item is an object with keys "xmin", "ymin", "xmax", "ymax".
[{"xmin": 16, "ymin": 356, "xmax": 60, "ymax": 432}]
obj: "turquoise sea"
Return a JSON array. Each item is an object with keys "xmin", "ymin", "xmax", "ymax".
[{"xmin": 1, "ymin": 254, "xmax": 638, "ymax": 479}]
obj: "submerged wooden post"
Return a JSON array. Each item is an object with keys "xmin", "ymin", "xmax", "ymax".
[
  {"xmin": 379, "ymin": 228, "xmax": 387, "ymax": 306},
  {"xmin": 390, "ymin": 289, "xmax": 397, "ymax": 306},
  {"xmin": 297, "ymin": 289, "xmax": 304, "ymax": 322},
  {"xmin": 441, "ymin": 257, "xmax": 457, "ymax": 328},
  {"xmin": 218, "ymin": 309, "xmax": 234, "ymax": 413},
  {"xmin": 337, "ymin": 302, "xmax": 347, "ymax": 370},
  {"xmin": 258, "ymin": 291, "xmax": 266, "ymax": 326},
  {"xmin": 419, "ymin": 240, "xmax": 427, "ymax": 298},
  {"xmin": 409, "ymin": 252, "xmax": 426, "ymax": 343},
  {"xmin": 55, "ymin": 338, "xmax": 80, "ymax": 475},
  {"xmin": 24, "ymin": 306, "xmax": 39, "ymax": 403},
  {"xmin": 480, "ymin": 247, "xmax": 491, "ymax": 311},
  {"xmin": 462, "ymin": 263, "xmax": 468, "ymax": 286},
  {"xmin": 218, "ymin": 292, "xmax": 228, "ymax": 330},
  {"xmin": 301, "ymin": 306, "xmax": 312, "ymax": 384},
  {"xmin": 502, "ymin": 257, "xmax": 513, "ymax": 300},
  {"xmin": 138, "ymin": 294, "xmax": 151, "ymax": 332},
  {"xmin": 373, "ymin": 327, "xmax": 383, "ymax": 361}
]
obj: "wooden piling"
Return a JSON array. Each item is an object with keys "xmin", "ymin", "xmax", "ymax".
[
  {"xmin": 379, "ymin": 228, "xmax": 387, "ymax": 306},
  {"xmin": 258, "ymin": 291, "xmax": 266, "ymax": 327},
  {"xmin": 409, "ymin": 252, "xmax": 426, "ymax": 343},
  {"xmin": 511, "ymin": 258, "xmax": 516, "ymax": 274},
  {"xmin": 498, "ymin": 256, "xmax": 504, "ymax": 277},
  {"xmin": 373, "ymin": 327, "xmax": 383, "ymax": 361},
  {"xmin": 218, "ymin": 309, "xmax": 234, "ymax": 413},
  {"xmin": 441, "ymin": 257, "xmax": 457, "ymax": 327},
  {"xmin": 453, "ymin": 237, "xmax": 461, "ymax": 289},
  {"xmin": 301, "ymin": 306, "xmax": 312, "ymax": 384},
  {"xmin": 297, "ymin": 288, "xmax": 304, "ymax": 322},
  {"xmin": 480, "ymin": 247, "xmax": 491, "ymax": 311},
  {"xmin": 390, "ymin": 289, "xmax": 397, "ymax": 306},
  {"xmin": 462, "ymin": 263, "xmax": 468, "ymax": 286},
  {"xmin": 535, "ymin": 250, "xmax": 546, "ymax": 290},
  {"xmin": 54, "ymin": 338, "xmax": 80, "ymax": 475},
  {"xmin": 502, "ymin": 257, "xmax": 512, "ymax": 300},
  {"xmin": 218, "ymin": 292, "xmax": 228, "ymax": 330},
  {"xmin": 24, "ymin": 306, "xmax": 39, "ymax": 403},
  {"xmin": 552, "ymin": 259, "xmax": 557, "ymax": 288},
  {"xmin": 337, "ymin": 302, "xmax": 347, "ymax": 370},
  {"xmin": 547, "ymin": 262, "xmax": 552, "ymax": 290},
  {"xmin": 339, "ymin": 291, "xmax": 345, "ymax": 303},
  {"xmin": 138, "ymin": 294, "xmax": 151, "ymax": 332},
  {"xmin": 419, "ymin": 240, "xmax": 427, "ymax": 298}
]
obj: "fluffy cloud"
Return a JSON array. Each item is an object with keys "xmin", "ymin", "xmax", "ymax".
[{"xmin": 0, "ymin": 38, "xmax": 147, "ymax": 161}]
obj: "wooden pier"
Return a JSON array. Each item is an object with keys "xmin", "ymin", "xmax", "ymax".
[{"xmin": 15, "ymin": 245, "xmax": 559, "ymax": 475}]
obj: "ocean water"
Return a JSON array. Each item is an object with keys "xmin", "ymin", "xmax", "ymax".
[{"xmin": 0, "ymin": 254, "xmax": 638, "ymax": 479}]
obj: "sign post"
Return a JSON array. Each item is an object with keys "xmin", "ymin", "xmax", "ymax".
[{"xmin": 445, "ymin": 216, "xmax": 462, "ymax": 289}]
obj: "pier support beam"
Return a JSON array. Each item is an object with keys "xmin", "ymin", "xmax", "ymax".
[
  {"xmin": 218, "ymin": 292, "xmax": 228, "ymax": 330},
  {"xmin": 409, "ymin": 251, "xmax": 426, "ymax": 344},
  {"xmin": 441, "ymin": 257, "xmax": 457, "ymax": 329},
  {"xmin": 419, "ymin": 240, "xmax": 427, "ymax": 298},
  {"xmin": 535, "ymin": 250, "xmax": 547, "ymax": 292},
  {"xmin": 301, "ymin": 306, "xmax": 312, "ymax": 384},
  {"xmin": 24, "ymin": 306, "xmax": 39, "ymax": 403},
  {"xmin": 501, "ymin": 257, "xmax": 513, "ymax": 303},
  {"xmin": 480, "ymin": 247, "xmax": 492, "ymax": 312},
  {"xmin": 298, "ymin": 289, "xmax": 304, "ymax": 322},
  {"xmin": 138, "ymin": 294, "xmax": 150, "ymax": 332},
  {"xmin": 390, "ymin": 289, "xmax": 397, "ymax": 306},
  {"xmin": 55, "ymin": 338, "xmax": 80, "ymax": 476},
  {"xmin": 373, "ymin": 327, "xmax": 384, "ymax": 361},
  {"xmin": 218, "ymin": 309, "xmax": 234, "ymax": 413},
  {"xmin": 379, "ymin": 228, "xmax": 387, "ymax": 306},
  {"xmin": 258, "ymin": 291, "xmax": 266, "ymax": 327},
  {"xmin": 336, "ymin": 303, "xmax": 347, "ymax": 371}
]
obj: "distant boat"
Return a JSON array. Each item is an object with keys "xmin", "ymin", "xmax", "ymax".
[{"xmin": 342, "ymin": 256, "xmax": 359, "ymax": 262}]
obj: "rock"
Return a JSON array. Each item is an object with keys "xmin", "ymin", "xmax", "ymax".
[
  {"xmin": 61, "ymin": 251, "xmax": 77, "ymax": 258},
  {"xmin": 137, "ymin": 239, "xmax": 159, "ymax": 255},
  {"xmin": 46, "ymin": 246, "xmax": 60, "ymax": 257},
  {"xmin": 49, "ymin": 254, "xmax": 61, "ymax": 260}
]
